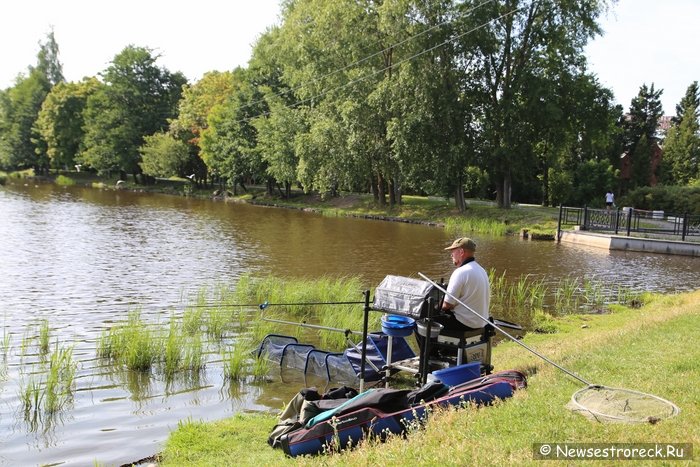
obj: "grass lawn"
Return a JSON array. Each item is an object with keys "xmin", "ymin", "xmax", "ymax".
[{"xmin": 159, "ymin": 290, "xmax": 699, "ymax": 466}]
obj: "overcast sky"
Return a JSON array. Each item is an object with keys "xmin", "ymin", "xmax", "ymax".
[{"xmin": 1, "ymin": 0, "xmax": 697, "ymax": 115}]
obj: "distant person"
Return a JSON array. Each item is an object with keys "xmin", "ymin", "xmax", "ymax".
[{"xmin": 605, "ymin": 190, "xmax": 615, "ymax": 210}]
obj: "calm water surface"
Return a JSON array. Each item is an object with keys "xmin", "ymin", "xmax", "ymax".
[{"xmin": 1, "ymin": 182, "xmax": 698, "ymax": 466}]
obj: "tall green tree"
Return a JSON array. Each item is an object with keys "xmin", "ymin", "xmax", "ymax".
[
  {"xmin": 34, "ymin": 29, "xmax": 64, "ymax": 87},
  {"xmin": 537, "ymin": 74, "xmax": 620, "ymax": 206},
  {"xmin": 34, "ymin": 78, "xmax": 100, "ymax": 171},
  {"xmin": 672, "ymin": 81, "xmax": 699, "ymax": 127},
  {"xmin": 252, "ymin": 94, "xmax": 304, "ymax": 198},
  {"xmin": 623, "ymin": 83, "xmax": 663, "ymax": 189},
  {"xmin": 170, "ymin": 71, "xmax": 235, "ymax": 147},
  {"xmin": 383, "ymin": 0, "xmax": 477, "ymax": 211},
  {"xmin": 0, "ymin": 72, "xmax": 50, "ymax": 170},
  {"xmin": 278, "ymin": 0, "xmax": 426, "ymax": 205},
  {"xmin": 459, "ymin": 0, "xmax": 610, "ymax": 208},
  {"xmin": 139, "ymin": 132, "xmax": 191, "ymax": 178},
  {"xmin": 662, "ymin": 82, "xmax": 700, "ymax": 185},
  {"xmin": 0, "ymin": 31, "xmax": 63, "ymax": 172},
  {"xmin": 200, "ymin": 68, "xmax": 266, "ymax": 193},
  {"xmin": 79, "ymin": 46, "xmax": 186, "ymax": 179}
]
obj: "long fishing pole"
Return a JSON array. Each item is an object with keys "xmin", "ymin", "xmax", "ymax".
[
  {"xmin": 41, "ymin": 299, "xmax": 368, "ymax": 315},
  {"xmin": 417, "ymin": 272, "xmax": 591, "ymax": 386},
  {"xmin": 260, "ymin": 317, "xmax": 365, "ymax": 336}
]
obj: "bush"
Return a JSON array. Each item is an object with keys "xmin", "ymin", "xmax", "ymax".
[
  {"xmin": 55, "ymin": 175, "xmax": 76, "ymax": 186},
  {"xmin": 620, "ymin": 185, "xmax": 700, "ymax": 215}
]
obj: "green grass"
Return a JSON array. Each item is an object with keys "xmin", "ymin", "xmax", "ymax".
[
  {"xmin": 222, "ymin": 340, "xmax": 250, "ymax": 382},
  {"xmin": 38, "ymin": 319, "xmax": 50, "ymax": 355},
  {"xmin": 2, "ymin": 323, "xmax": 11, "ymax": 360},
  {"xmin": 19, "ymin": 344, "xmax": 77, "ymax": 419},
  {"xmin": 489, "ymin": 272, "xmax": 643, "ymax": 327},
  {"xmin": 96, "ymin": 309, "xmax": 159, "ymax": 371},
  {"xmin": 233, "ymin": 273, "xmax": 376, "ymax": 351},
  {"xmin": 43, "ymin": 345, "xmax": 77, "ymax": 413},
  {"xmin": 54, "ymin": 174, "xmax": 76, "ymax": 186},
  {"xmin": 159, "ymin": 289, "xmax": 700, "ymax": 466},
  {"xmin": 160, "ymin": 414, "xmax": 280, "ymax": 466},
  {"xmin": 251, "ymin": 354, "xmax": 271, "ymax": 381},
  {"xmin": 182, "ymin": 334, "xmax": 205, "ymax": 374},
  {"xmin": 163, "ymin": 320, "xmax": 183, "ymax": 378},
  {"xmin": 444, "ymin": 216, "xmax": 509, "ymax": 236}
]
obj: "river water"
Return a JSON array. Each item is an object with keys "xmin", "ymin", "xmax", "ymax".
[{"xmin": 1, "ymin": 182, "xmax": 698, "ymax": 465}]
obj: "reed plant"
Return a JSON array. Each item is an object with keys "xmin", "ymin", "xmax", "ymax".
[
  {"xmin": 96, "ymin": 309, "xmax": 159, "ymax": 371},
  {"xmin": 251, "ymin": 354, "xmax": 271, "ymax": 381},
  {"xmin": 223, "ymin": 340, "xmax": 250, "ymax": 381},
  {"xmin": 19, "ymin": 344, "xmax": 76, "ymax": 417},
  {"xmin": 249, "ymin": 319, "xmax": 278, "ymax": 344},
  {"xmin": 182, "ymin": 334, "xmax": 205, "ymax": 373},
  {"xmin": 614, "ymin": 284, "xmax": 644, "ymax": 308},
  {"xmin": 489, "ymin": 272, "xmax": 643, "ymax": 325},
  {"xmin": 19, "ymin": 377, "xmax": 43, "ymax": 416},
  {"xmin": 162, "ymin": 320, "xmax": 182, "ymax": 378},
  {"xmin": 489, "ymin": 271, "xmax": 547, "ymax": 325},
  {"xmin": 205, "ymin": 308, "xmax": 229, "ymax": 340},
  {"xmin": 553, "ymin": 276, "xmax": 580, "ymax": 315},
  {"xmin": 581, "ymin": 277, "xmax": 606, "ymax": 312},
  {"xmin": 232, "ymin": 273, "xmax": 375, "ymax": 351},
  {"xmin": 44, "ymin": 345, "xmax": 77, "ymax": 413},
  {"xmin": 234, "ymin": 273, "xmax": 367, "ymax": 317},
  {"xmin": 20, "ymin": 329, "xmax": 32, "ymax": 358},
  {"xmin": 182, "ymin": 305, "xmax": 204, "ymax": 336},
  {"xmin": 1, "ymin": 325, "xmax": 10, "ymax": 360},
  {"xmin": 444, "ymin": 216, "xmax": 509, "ymax": 236},
  {"xmin": 38, "ymin": 319, "xmax": 50, "ymax": 355}
]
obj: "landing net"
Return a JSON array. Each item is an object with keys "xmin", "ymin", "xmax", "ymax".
[{"xmin": 568, "ymin": 385, "xmax": 680, "ymax": 423}]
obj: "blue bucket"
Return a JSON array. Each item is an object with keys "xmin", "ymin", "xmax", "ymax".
[
  {"xmin": 430, "ymin": 362, "xmax": 482, "ymax": 386},
  {"xmin": 381, "ymin": 314, "xmax": 415, "ymax": 337}
]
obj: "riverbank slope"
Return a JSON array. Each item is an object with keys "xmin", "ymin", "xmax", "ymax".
[
  {"xmin": 159, "ymin": 289, "xmax": 700, "ymax": 466},
  {"xmin": 2, "ymin": 169, "xmax": 560, "ymax": 237}
]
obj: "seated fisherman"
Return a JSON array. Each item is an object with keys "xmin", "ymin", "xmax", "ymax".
[{"xmin": 437, "ymin": 237, "xmax": 491, "ymax": 332}]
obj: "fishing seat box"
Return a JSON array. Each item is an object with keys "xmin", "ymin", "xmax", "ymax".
[
  {"xmin": 372, "ymin": 275, "xmax": 442, "ymax": 319},
  {"xmin": 434, "ymin": 318, "xmax": 522, "ymax": 370}
]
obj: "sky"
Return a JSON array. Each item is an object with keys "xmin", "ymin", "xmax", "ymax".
[
  {"xmin": 1, "ymin": 0, "xmax": 698, "ymax": 116},
  {"xmin": 585, "ymin": 0, "xmax": 700, "ymax": 115},
  {"xmin": 0, "ymin": 0, "xmax": 282, "ymax": 87}
]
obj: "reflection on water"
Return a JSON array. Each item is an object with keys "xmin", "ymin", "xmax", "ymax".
[{"xmin": 0, "ymin": 182, "xmax": 698, "ymax": 465}]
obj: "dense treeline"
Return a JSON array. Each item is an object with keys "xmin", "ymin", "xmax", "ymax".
[{"xmin": 1, "ymin": 1, "xmax": 699, "ymax": 210}]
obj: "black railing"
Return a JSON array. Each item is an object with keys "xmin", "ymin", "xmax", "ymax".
[{"xmin": 557, "ymin": 205, "xmax": 700, "ymax": 241}]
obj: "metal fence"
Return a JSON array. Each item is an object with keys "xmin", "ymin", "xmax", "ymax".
[{"xmin": 557, "ymin": 205, "xmax": 700, "ymax": 241}]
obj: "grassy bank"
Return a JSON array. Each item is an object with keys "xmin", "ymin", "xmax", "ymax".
[
  {"xmin": 4, "ymin": 169, "xmax": 560, "ymax": 236},
  {"xmin": 159, "ymin": 290, "xmax": 700, "ymax": 466}
]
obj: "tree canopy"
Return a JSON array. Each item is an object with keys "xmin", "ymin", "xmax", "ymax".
[{"xmin": 7, "ymin": 2, "xmax": 700, "ymax": 209}]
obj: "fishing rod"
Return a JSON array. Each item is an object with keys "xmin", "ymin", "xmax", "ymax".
[
  {"xmin": 417, "ymin": 272, "xmax": 591, "ymax": 386},
  {"xmin": 260, "ymin": 317, "xmax": 365, "ymax": 336},
  {"xmin": 32, "ymin": 299, "xmax": 368, "ymax": 315}
]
